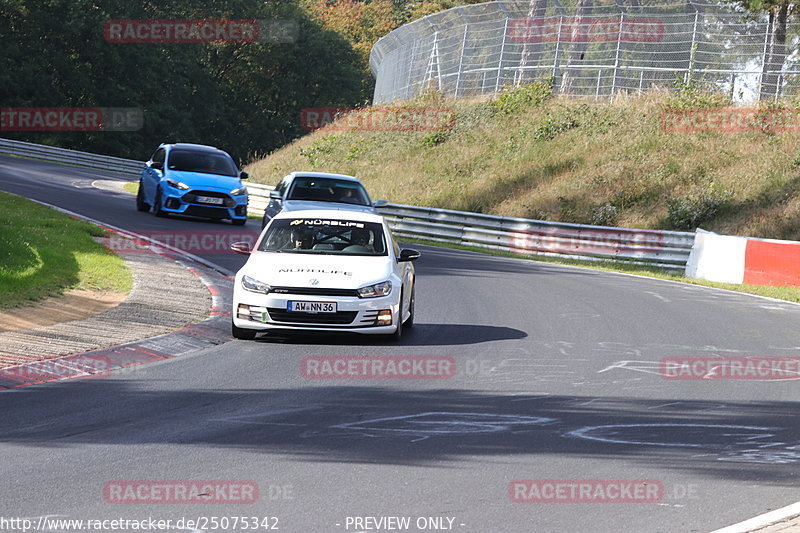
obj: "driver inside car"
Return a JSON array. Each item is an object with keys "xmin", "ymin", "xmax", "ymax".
[
  {"xmin": 289, "ymin": 226, "xmax": 315, "ymax": 249},
  {"xmin": 349, "ymin": 227, "xmax": 374, "ymax": 251}
]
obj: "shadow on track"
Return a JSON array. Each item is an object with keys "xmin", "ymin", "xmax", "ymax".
[
  {"xmin": 252, "ymin": 323, "xmax": 527, "ymax": 346},
  {"xmin": 4, "ymin": 384, "xmax": 800, "ymax": 486}
]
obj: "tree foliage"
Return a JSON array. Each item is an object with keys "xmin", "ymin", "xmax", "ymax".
[
  {"xmin": 303, "ymin": 0, "xmax": 402, "ymax": 66},
  {"xmin": 0, "ymin": 0, "xmax": 369, "ymax": 162},
  {"xmin": 727, "ymin": 0, "xmax": 793, "ymax": 99}
]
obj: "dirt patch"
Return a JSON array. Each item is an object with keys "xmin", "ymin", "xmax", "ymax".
[{"xmin": 0, "ymin": 290, "xmax": 127, "ymax": 332}]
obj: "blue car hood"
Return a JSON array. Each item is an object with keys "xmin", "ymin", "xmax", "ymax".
[{"xmin": 167, "ymin": 170, "xmax": 243, "ymax": 193}]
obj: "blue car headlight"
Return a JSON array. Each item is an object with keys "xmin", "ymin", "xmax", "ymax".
[
  {"xmin": 166, "ymin": 178, "xmax": 190, "ymax": 190},
  {"xmin": 230, "ymin": 186, "xmax": 247, "ymax": 196},
  {"xmin": 357, "ymin": 281, "xmax": 392, "ymax": 298}
]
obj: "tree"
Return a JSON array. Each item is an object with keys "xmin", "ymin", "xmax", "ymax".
[
  {"xmin": 730, "ymin": 0, "xmax": 792, "ymax": 100},
  {"xmin": 519, "ymin": 0, "xmax": 549, "ymax": 84},
  {"xmin": 559, "ymin": 0, "xmax": 593, "ymax": 94},
  {"xmin": 0, "ymin": 0, "xmax": 367, "ymax": 160}
]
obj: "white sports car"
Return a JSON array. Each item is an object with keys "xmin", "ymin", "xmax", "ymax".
[{"xmin": 231, "ymin": 209, "xmax": 419, "ymax": 340}]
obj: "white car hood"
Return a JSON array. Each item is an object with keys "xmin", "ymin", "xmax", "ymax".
[{"xmin": 241, "ymin": 252, "xmax": 393, "ymax": 289}]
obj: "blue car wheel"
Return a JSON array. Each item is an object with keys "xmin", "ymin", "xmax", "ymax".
[
  {"xmin": 153, "ymin": 187, "xmax": 167, "ymax": 218},
  {"xmin": 136, "ymin": 180, "xmax": 150, "ymax": 212}
]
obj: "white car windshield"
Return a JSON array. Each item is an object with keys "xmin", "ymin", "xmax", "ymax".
[
  {"xmin": 258, "ymin": 218, "xmax": 387, "ymax": 256},
  {"xmin": 285, "ymin": 177, "xmax": 370, "ymax": 205}
]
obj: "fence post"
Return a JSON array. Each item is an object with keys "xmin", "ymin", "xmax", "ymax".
[
  {"xmin": 495, "ymin": 18, "xmax": 509, "ymax": 94},
  {"xmin": 759, "ymin": 20, "xmax": 771, "ymax": 101},
  {"xmin": 552, "ymin": 16, "xmax": 564, "ymax": 89},
  {"xmin": 435, "ymin": 33, "xmax": 443, "ymax": 90},
  {"xmin": 610, "ymin": 13, "xmax": 624, "ymax": 98},
  {"xmin": 595, "ymin": 69, "xmax": 602, "ymax": 100},
  {"xmin": 423, "ymin": 31, "xmax": 442, "ymax": 92},
  {"xmin": 687, "ymin": 11, "xmax": 699, "ymax": 82},
  {"xmin": 405, "ymin": 39, "xmax": 418, "ymax": 99},
  {"xmin": 454, "ymin": 24, "xmax": 469, "ymax": 97}
]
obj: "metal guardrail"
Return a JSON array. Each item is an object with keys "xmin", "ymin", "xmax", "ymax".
[
  {"xmin": 375, "ymin": 203, "xmax": 694, "ymax": 270},
  {"xmin": 0, "ymin": 138, "xmax": 144, "ymax": 176},
  {"xmin": 0, "ymin": 138, "xmax": 693, "ymax": 270},
  {"xmin": 244, "ymin": 182, "xmax": 274, "ymax": 217}
]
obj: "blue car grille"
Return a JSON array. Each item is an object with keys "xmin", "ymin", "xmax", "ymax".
[
  {"xmin": 183, "ymin": 205, "xmax": 229, "ymax": 219},
  {"xmin": 183, "ymin": 190, "xmax": 236, "ymax": 208}
]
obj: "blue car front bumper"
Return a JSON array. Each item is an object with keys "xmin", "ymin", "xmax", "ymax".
[{"xmin": 160, "ymin": 187, "xmax": 248, "ymax": 220}]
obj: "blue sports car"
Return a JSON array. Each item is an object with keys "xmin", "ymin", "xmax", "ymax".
[{"xmin": 137, "ymin": 143, "xmax": 249, "ymax": 225}]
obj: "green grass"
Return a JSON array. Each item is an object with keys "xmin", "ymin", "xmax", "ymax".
[
  {"xmin": 0, "ymin": 191, "xmax": 133, "ymax": 309},
  {"xmin": 246, "ymin": 83, "xmax": 800, "ymax": 241},
  {"xmin": 402, "ymin": 237, "xmax": 800, "ymax": 304}
]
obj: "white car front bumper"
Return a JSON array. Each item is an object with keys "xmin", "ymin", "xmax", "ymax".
[{"xmin": 232, "ymin": 291, "xmax": 399, "ymax": 334}]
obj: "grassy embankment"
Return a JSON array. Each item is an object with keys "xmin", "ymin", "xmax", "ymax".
[
  {"xmin": 243, "ymin": 82, "xmax": 800, "ymax": 302},
  {"xmin": 246, "ymin": 83, "xmax": 800, "ymax": 239},
  {"xmin": 0, "ymin": 191, "xmax": 132, "ymax": 309}
]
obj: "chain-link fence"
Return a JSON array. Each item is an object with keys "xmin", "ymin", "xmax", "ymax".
[{"xmin": 370, "ymin": 0, "xmax": 799, "ymax": 104}]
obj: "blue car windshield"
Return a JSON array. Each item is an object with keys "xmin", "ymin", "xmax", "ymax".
[
  {"xmin": 167, "ymin": 150, "xmax": 238, "ymax": 177},
  {"xmin": 286, "ymin": 177, "xmax": 370, "ymax": 206}
]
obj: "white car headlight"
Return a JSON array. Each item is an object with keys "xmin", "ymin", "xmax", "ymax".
[
  {"xmin": 230, "ymin": 186, "xmax": 247, "ymax": 196},
  {"xmin": 166, "ymin": 178, "xmax": 190, "ymax": 190},
  {"xmin": 357, "ymin": 280, "xmax": 392, "ymax": 298},
  {"xmin": 242, "ymin": 275, "xmax": 270, "ymax": 294}
]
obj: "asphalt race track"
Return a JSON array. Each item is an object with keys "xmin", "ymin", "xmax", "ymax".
[{"xmin": 2, "ymin": 154, "xmax": 800, "ymax": 532}]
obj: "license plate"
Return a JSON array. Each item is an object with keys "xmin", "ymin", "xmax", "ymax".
[
  {"xmin": 288, "ymin": 301, "xmax": 337, "ymax": 313},
  {"xmin": 196, "ymin": 195, "xmax": 224, "ymax": 205}
]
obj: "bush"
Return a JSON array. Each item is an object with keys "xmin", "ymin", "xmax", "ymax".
[
  {"xmin": 665, "ymin": 194, "xmax": 727, "ymax": 230},
  {"xmin": 533, "ymin": 117, "xmax": 579, "ymax": 141},
  {"xmin": 299, "ymin": 135, "xmax": 339, "ymax": 168},
  {"xmin": 664, "ymin": 76, "xmax": 729, "ymax": 110},
  {"xmin": 421, "ymin": 131, "xmax": 450, "ymax": 147},
  {"xmin": 491, "ymin": 79, "xmax": 553, "ymax": 115},
  {"xmin": 591, "ymin": 203, "xmax": 619, "ymax": 226}
]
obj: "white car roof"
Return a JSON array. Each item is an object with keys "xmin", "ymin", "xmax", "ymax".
[
  {"xmin": 287, "ymin": 171, "xmax": 361, "ymax": 182},
  {"xmin": 272, "ymin": 209, "xmax": 385, "ymax": 224}
]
